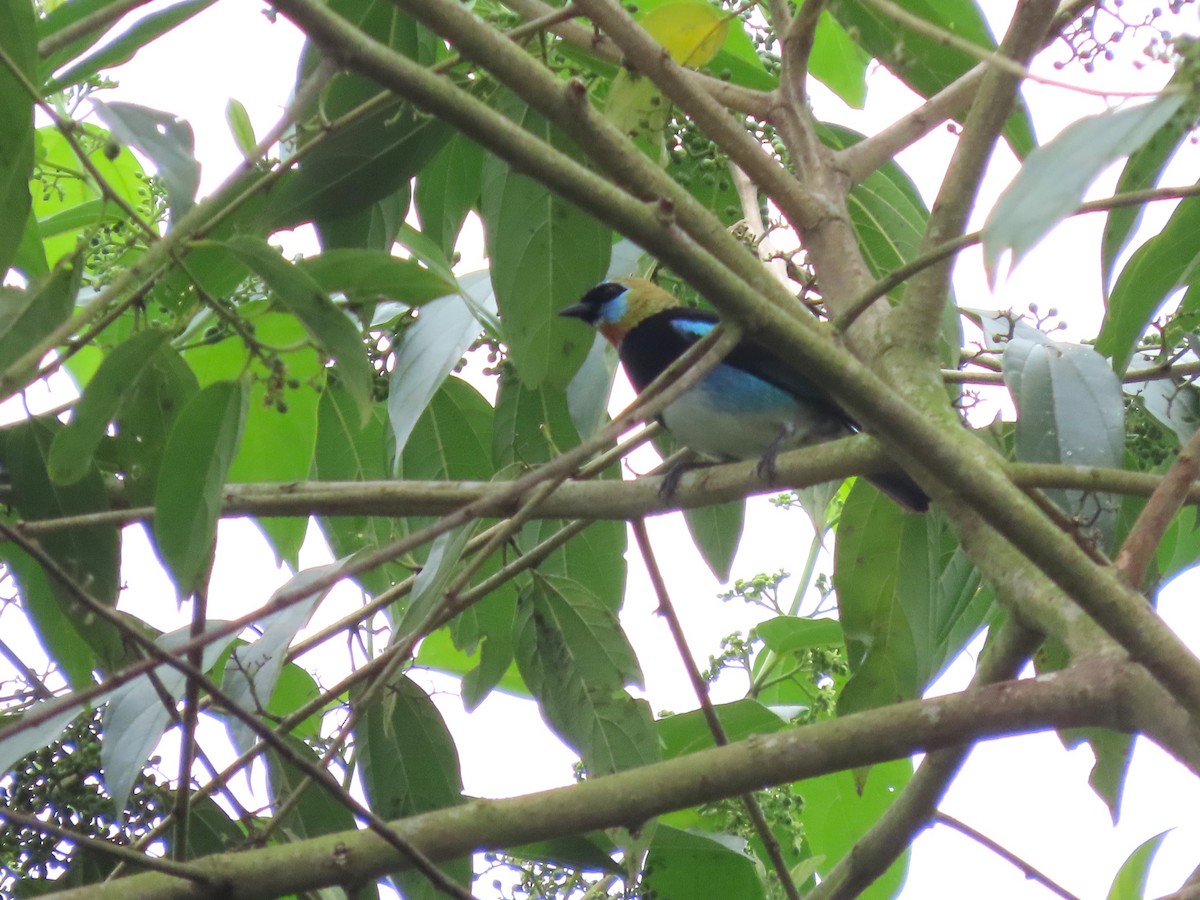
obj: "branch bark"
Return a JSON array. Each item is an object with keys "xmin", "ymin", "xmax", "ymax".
[{"xmin": 44, "ymin": 659, "xmax": 1133, "ymax": 900}]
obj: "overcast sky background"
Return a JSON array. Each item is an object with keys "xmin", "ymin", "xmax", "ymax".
[{"xmin": 11, "ymin": 1, "xmax": 1200, "ymax": 897}]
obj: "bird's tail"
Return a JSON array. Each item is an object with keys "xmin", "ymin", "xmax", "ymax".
[{"xmin": 867, "ymin": 472, "xmax": 930, "ymax": 513}]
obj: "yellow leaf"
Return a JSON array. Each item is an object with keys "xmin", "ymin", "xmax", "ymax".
[{"xmin": 639, "ymin": 1, "xmax": 730, "ymax": 67}]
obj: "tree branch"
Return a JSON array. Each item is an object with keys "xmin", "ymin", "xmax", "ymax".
[
  {"xmin": 1115, "ymin": 426, "xmax": 1200, "ymax": 587},
  {"xmin": 890, "ymin": 0, "xmax": 1058, "ymax": 347},
  {"xmin": 9, "ymin": 451, "xmax": 1200, "ymax": 536},
  {"xmin": 503, "ymin": 0, "xmax": 773, "ymax": 117},
  {"xmin": 42, "ymin": 659, "xmax": 1132, "ymax": 900},
  {"xmin": 571, "ymin": 0, "xmax": 823, "ymax": 236},
  {"xmin": 270, "ymin": 0, "xmax": 1200, "ymax": 723},
  {"xmin": 808, "ymin": 618, "xmax": 1043, "ymax": 900}
]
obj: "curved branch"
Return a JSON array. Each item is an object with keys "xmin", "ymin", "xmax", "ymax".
[{"xmin": 44, "ymin": 659, "xmax": 1130, "ymax": 900}]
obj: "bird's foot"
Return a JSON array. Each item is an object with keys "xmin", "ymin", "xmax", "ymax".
[
  {"xmin": 756, "ymin": 446, "xmax": 779, "ymax": 483},
  {"xmin": 657, "ymin": 460, "xmax": 706, "ymax": 499}
]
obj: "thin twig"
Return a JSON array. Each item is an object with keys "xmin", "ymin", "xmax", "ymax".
[
  {"xmin": 809, "ymin": 619, "xmax": 1042, "ymax": 900},
  {"xmin": 631, "ymin": 520, "xmax": 803, "ymax": 900},
  {"xmin": 934, "ymin": 812, "xmax": 1082, "ymax": 900},
  {"xmin": 1115, "ymin": 426, "xmax": 1200, "ymax": 586},
  {"xmin": 0, "ymin": 806, "xmax": 214, "ymax": 885}
]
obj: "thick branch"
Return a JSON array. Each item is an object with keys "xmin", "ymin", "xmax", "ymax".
[
  {"xmin": 891, "ymin": 0, "xmax": 1058, "ymax": 346},
  {"xmin": 269, "ymin": 0, "xmax": 1200, "ymax": 722},
  {"xmin": 502, "ymin": 0, "xmax": 772, "ymax": 117},
  {"xmin": 45, "ymin": 660, "xmax": 1129, "ymax": 900},
  {"xmin": 571, "ymin": 0, "xmax": 823, "ymax": 235},
  {"xmin": 839, "ymin": 0, "xmax": 1102, "ymax": 184},
  {"xmin": 809, "ymin": 618, "xmax": 1043, "ymax": 900}
]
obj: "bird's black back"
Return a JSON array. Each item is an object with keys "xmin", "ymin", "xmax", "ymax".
[{"xmin": 619, "ymin": 309, "xmax": 856, "ymax": 430}]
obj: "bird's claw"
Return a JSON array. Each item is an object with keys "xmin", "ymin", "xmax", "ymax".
[{"xmin": 756, "ymin": 447, "xmax": 779, "ymax": 483}]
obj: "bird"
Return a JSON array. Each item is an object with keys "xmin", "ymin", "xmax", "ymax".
[{"xmin": 558, "ymin": 278, "xmax": 929, "ymax": 512}]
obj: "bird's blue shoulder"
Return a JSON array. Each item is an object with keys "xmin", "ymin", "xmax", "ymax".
[{"xmin": 621, "ymin": 309, "xmax": 850, "ymax": 425}]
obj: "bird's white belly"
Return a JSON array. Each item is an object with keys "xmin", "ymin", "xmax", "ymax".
[{"xmin": 659, "ymin": 384, "xmax": 845, "ymax": 461}]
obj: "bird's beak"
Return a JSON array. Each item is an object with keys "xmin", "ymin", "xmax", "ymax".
[{"xmin": 558, "ymin": 303, "xmax": 591, "ymax": 320}]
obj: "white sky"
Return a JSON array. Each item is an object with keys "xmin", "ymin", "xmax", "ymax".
[{"xmin": 14, "ymin": 1, "xmax": 1200, "ymax": 897}]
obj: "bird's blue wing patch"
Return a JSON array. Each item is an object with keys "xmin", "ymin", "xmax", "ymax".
[{"xmin": 669, "ymin": 317, "xmax": 716, "ymax": 340}]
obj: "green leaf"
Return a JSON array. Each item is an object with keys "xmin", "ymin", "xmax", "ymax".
[
  {"xmin": 704, "ymin": 21, "xmax": 776, "ymax": 91},
  {"xmin": 565, "ymin": 332, "xmax": 618, "ymax": 439},
  {"xmin": 103, "ymin": 626, "xmax": 232, "ymax": 815},
  {"xmin": 0, "ymin": 0, "xmax": 36, "ymax": 275},
  {"xmin": 1, "ymin": 419, "xmax": 123, "ymax": 667},
  {"xmin": 1155, "ymin": 505, "xmax": 1200, "ymax": 585},
  {"xmin": 0, "ymin": 704, "xmax": 88, "ymax": 781},
  {"xmin": 265, "ymin": 99, "xmax": 450, "ymax": 230},
  {"xmin": 830, "ymin": 0, "xmax": 1034, "ymax": 156},
  {"xmin": 494, "ymin": 364, "xmax": 583, "ymax": 467},
  {"xmin": 3, "ymin": 545, "xmax": 97, "ymax": 689},
  {"xmin": 49, "ymin": 329, "xmax": 172, "ymax": 484},
  {"xmin": 222, "ymin": 561, "xmax": 345, "ymax": 754},
  {"xmin": 315, "ymin": 378, "xmax": 493, "ymax": 595},
  {"xmin": 482, "ymin": 95, "xmax": 611, "ymax": 389},
  {"xmin": 657, "ymin": 700, "xmax": 788, "ymax": 759},
  {"xmin": 265, "ymin": 736, "xmax": 360, "ymax": 842},
  {"xmin": 797, "ymin": 759, "xmax": 913, "ymax": 898},
  {"xmin": 1097, "ymin": 195, "xmax": 1200, "ymax": 373},
  {"xmin": 416, "ymin": 619, "xmax": 529, "ymax": 703},
  {"xmin": 983, "ymin": 96, "xmax": 1187, "ymax": 282},
  {"xmin": 835, "ymin": 493, "xmax": 988, "ymax": 715},
  {"xmin": 356, "ymin": 674, "xmax": 469, "ymax": 898},
  {"xmin": 225, "ymin": 97, "xmax": 257, "ymax": 159},
  {"xmin": 1001, "ymin": 317, "xmax": 1125, "ymax": 548},
  {"xmin": 683, "ymin": 499, "xmax": 744, "ymax": 582},
  {"xmin": 111, "ymin": 344, "xmax": 199, "ymax": 506},
  {"xmin": 91, "ymin": 100, "xmax": 200, "ymax": 226},
  {"xmin": 388, "ymin": 285, "xmax": 486, "ymax": 462},
  {"xmin": 396, "ymin": 524, "xmax": 475, "ymax": 635},
  {"xmin": 313, "ymin": 386, "xmax": 407, "ymax": 595},
  {"xmin": 224, "ymin": 235, "xmax": 373, "ymax": 425},
  {"xmin": 38, "ymin": 0, "xmax": 122, "ymax": 74},
  {"xmin": 415, "ymin": 133, "xmax": 485, "ymax": 254},
  {"xmin": 1106, "ymin": 830, "xmax": 1169, "ymax": 900},
  {"xmin": 314, "ymin": 184, "xmax": 410, "ymax": 254},
  {"xmin": 299, "ymin": 249, "xmax": 456, "ymax": 307},
  {"xmin": 154, "ymin": 381, "xmax": 248, "ymax": 596},
  {"xmin": 182, "ymin": 795, "xmax": 249, "ymax": 860},
  {"xmin": 754, "ymin": 616, "xmax": 844, "ymax": 655},
  {"xmin": 43, "ymin": 0, "xmax": 215, "ymax": 94},
  {"xmin": 819, "ymin": 125, "xmax": 948, "ymax": 319},
  {"xmin": 453, "ymin": 579, "xmax": 520, "ymax": 710},
  {"xmin": 31, "ymin": 123, "xmax": 151, "ymax": 268},
  {"xmin": 355, "ymin": 674, "xmax": 464, "ymax": 818},
  {"xmin": 182, "ymin": 308, "xmax": 323, "ymax": 563},
  {"xmin": 513, "ymin": 575, "xmax": 657, "ymax": 776},
  {"xmin": 807, "ymin": 12, "xmax": 869, "ymax": 108},
  {"xmin": 1102, "ymin": 71, "xmax": 1200, "ymax": 294},
  {"xmin": 13, "ymin": 205, "xmax": 49, "ymax": 278},
  {"xmin": 0, "ymin": 256, "xmax": 81, "ymax": 380},
  {"xmin": 642, "ymin": 825, "xmax": 766, "ymax": 900},
  {"xmin": 265, "ymin": 663, "xmax": 324, "ymax": 742},
  {"xmin": 506, "ymin": 834, "xmax": 621, "ymax": 876}
]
